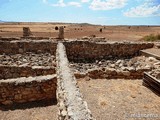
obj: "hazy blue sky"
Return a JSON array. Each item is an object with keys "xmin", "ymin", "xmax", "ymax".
[{"xmin": 0, "ymin": 0, "xmax": 160, "ymax": 25}]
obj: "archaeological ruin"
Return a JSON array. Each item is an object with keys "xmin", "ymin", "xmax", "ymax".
[
  {"xmin": 23, "ymin": 27, "xmax": 32, "ymax": 38},
  {"xmin": 0, "ymin": 32, "xmax": 160, "ymax": 119}
]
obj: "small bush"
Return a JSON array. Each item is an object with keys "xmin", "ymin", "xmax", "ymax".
[
  {"xmin": 55, "ymin": 26, "xmax": 59, "ymax": 30},
  {"xmin": 90, "ymin": 35, "xmax": 96, "ymax": 38},
  {"xmin": 143, "ymin": 34, "xmax": 160, "ymax": 41},
  {"xmin": 100, "ymin": 28, "xmax": 102, "ymax": 32},
  {"xmin": 157, "ymin": 34, "xmax": 160, "ymax": 40}
]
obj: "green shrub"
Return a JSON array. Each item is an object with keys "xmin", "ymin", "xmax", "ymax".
[
  {"xmin": 143, "ymin": 34, "xmax": 160, "ymax": 41},
  {"xmin": 156, "ymin": 34, "xmax": 160, "ymax": 40}
]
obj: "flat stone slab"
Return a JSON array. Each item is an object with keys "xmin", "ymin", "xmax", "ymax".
[{"xmin": 141, "ymin": 48, "xmax": 160, "ymax": 60}]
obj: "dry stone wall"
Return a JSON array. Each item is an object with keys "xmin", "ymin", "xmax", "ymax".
[
  {"xmin": 72, "ymin": 56, "xmax": 159, "ymax": 79},
  {"xmin": 0, "ymin": 75, "xmax": 57, "ymax": 105},
  {"xmin": 23, "ymin": 27, "xmax": 32, "ymax": 37},
  {"xmin": 0, "ymin": 39, "xmax": 57, "ymax": 105},
  {"xmin": 64, "ymin": 41, "xmax": 154, "ymax": 62},
  {"xmin": 0, "ymin": 40, "xmax": 154, "ymax": 61},
  {"xmin": 0, "ymin": 39, "xmax": 156, "ymax": 108},
  {"xmin": 56, "ymin": 42, "xmax": 93, "ymax": 120},
  {"xmin": 0, "ymin": 66, "xmax": 56, "ymax": 79},
  {"xmin": 0, "ymin": 40, "xmax": 57, "ymax": 55},
  {"xmin": 74, "ymin": 67, "xmax": 151, "ymax": 80},
  {"xmin": 76, "ymin": 67, "xmax": 151, "ymax": 79}
]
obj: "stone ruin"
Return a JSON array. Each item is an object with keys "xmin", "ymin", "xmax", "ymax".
[
  {"xmin": 22, "ymin": 26, "xmax": 65, "ymax": 40},
  {"xmin": 58, "ymin": 26, "xmax": 64, "ymax": 39},
  {"xmin": 23, "ymin": 27, "xmax": 32, "ymax": 38},
  {"xmin": 0, "ymin": 38, "xmax": 159, "ymax": 119}
]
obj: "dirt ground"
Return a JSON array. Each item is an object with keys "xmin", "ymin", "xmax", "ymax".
[
  {"xmin": 0, "ymin": 23, "xmax": 160, "ymax": 41},
  {"xmin": 78, "ymin": 79, "xmax": 160, "ymax": 120},
  {"xmin": 0, "ymin": 99, "xmax": 58, "ymax": 120}
]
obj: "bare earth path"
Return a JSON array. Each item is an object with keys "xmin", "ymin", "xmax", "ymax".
[{"xmin": 78, "ymin": 79, "xmax": 160, "ymax": 120}]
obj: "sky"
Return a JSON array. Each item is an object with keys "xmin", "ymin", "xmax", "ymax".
[{"xmin": 0, "ymin": 0, "xmax": 160, "ymax": 25}]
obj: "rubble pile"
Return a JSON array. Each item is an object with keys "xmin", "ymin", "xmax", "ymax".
[
  {"xmin": 148, "ymin": 69, "xmax": 160, "ymax": 80},
  {"xmin": 70, "ymin": 56, "xmax": 160, "ymax": 79},
  {"xmin": 71, "ymin": 56, "xmax": 159, "ymax": 73},
  {"xmin": 0, "ymin": 53, "xmax": 56, "ymax": 67}
]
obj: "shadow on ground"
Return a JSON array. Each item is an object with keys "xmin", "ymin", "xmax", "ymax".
[
  {"xmin": 143, "ymin": 82, "xmax": 160, "ymax": 97},
  {"xmin": 0, "ymin": 98, "xmax": 57, "ymax": 111}
]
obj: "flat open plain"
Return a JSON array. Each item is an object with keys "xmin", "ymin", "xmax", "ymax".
[{"xmin": 0, "ymin": 23, "xmax": 160, "ymax": 41}]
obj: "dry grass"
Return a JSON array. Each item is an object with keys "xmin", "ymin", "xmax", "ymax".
[
  {"xmin": 0, "ymin": 23, "xmax": 160, "ymax": 41},
  {"xmin": 141, "ymin": 34, "xmax": 160, "ymax": 41}
]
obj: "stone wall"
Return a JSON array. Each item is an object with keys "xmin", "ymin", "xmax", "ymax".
[
  {"xmin": 0, "ymin": 37, "xmax": 20, "ymax": 41},
  {"xmin": 74, "ymin": 67, "xmax": 151, "ymax": 79},
  {"xmin": 23, "ymin": 27, "xmax": 32, "ymax": 37},
  {"xmin": 0, "ymin": 66, "xmax": 56, "ymax": 79},
  {"xmin": 64, "ymin": 41, "xmax": 154, "ymax": 62},
  {"xmin": 0, "ymin": 40, "xmax": 57, "ymax": 55},
  {"xmin": 56, "ymin": 42, "xmax": 93, "ymax": 119},
  {"xmin": 71, "ymin": 55, "xmax": 159, "ymax": 80},
  {"xmin": 0, "ymin": 75, "xmax": 57, "ymax": 105},
  {"xmin": 0, "ymin": 40, "xmax": 154, "ymax": 60}
]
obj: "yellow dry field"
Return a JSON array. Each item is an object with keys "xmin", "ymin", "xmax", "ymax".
[{"xmin": 0, "ymin": 23, "xmax": 160, "ymax": 41}]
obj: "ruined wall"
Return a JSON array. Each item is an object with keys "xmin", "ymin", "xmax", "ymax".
[
  {"xmin": 74, "ymin": 68, "xmax": 151, "ymax": 79},
  {"xmin": 0, "ymin": 75, "xmax": 57, "ymax": 105},
  {"xmin": 0, "ymin": 40, "xmax": 154, "ymax": 59},
  {"xmin": 0, "ymin": 66, "xmax": 56, "ymax": 79},
  {"xmin": 56, "ymin": 43, "xmax": 93, "ymax": 119},
  {"xmin": 64, "ymin": 41, "xmax": 154, "ymax": 62},
  {"xmin": 0, "ymin": 37, "xmax": 20, "ymax": 41},
  {"xmin": 0, "ymin": 40, "xmax": 57, "ymax": 55}
]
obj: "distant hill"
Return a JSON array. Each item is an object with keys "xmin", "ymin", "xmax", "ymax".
[{"xmin": 78, "ymin": 23, "xmax": 95, "ymax": 26}]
